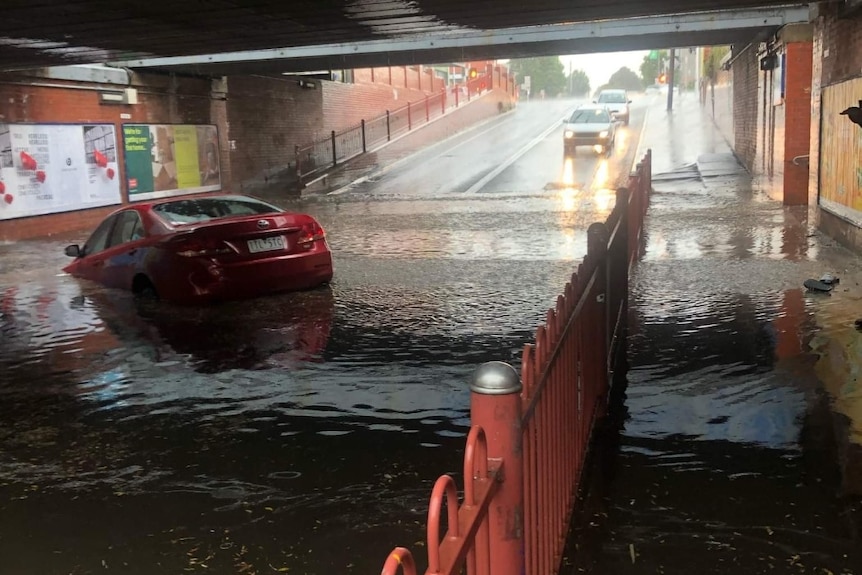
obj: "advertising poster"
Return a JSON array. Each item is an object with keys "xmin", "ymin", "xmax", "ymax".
[
  {"xmin": 122, "ymin": 124, "xmax": 221, "ymax": 201},
  {"xmin": 0, "ymin": 123, "xmax": 122, "ymax": 221}
]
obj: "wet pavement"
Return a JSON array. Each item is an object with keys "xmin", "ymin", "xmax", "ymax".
[
  {"xmin": 0, "ymin": 97, "xmax": 642, "ymax": 574},
  {"xmin": 566, "ymin": 93, "xmax": 862, "ymax": 574},
  {"xmin": 3, "ymin": 91, "xmax": 861, "ymax": 575}
]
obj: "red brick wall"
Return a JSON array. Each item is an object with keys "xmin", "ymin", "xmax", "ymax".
[
  {"xmin": 354, "ymin": 66, "xmax": 443, "ymax": 92},
  {"xmin": 783, "ymin": 41, "xmax": 813, "ymax": 205},
  {"xmin": 224, "ymin": 75, "xmax": 322, "ymax": 192},
  {"xmin": 225, "ymin": 74, "xmax": 445, "ymax": 192},
  {"xmin": 0, "ymin": 72, "xmax": 214, "ymax": 241},
  {"xmin": 321, "ymin": 80, "xmax": 444, "ymax": 134},
  {"xmin": 732, "ymin": 44, "xmax": 760, "ymax": 172},
  {"xmin": 819, "ymin": 7, "xmax": 862, "ymax": 87}
]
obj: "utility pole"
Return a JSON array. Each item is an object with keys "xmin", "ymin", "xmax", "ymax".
[{"xmin": 666, "ymin": 47, "xmax": 676, "ymax": 111}]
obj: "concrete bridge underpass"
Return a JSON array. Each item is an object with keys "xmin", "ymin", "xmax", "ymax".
[{"xmin": 0, "ymin": 3, "xmax": 811, "ymax": 74}]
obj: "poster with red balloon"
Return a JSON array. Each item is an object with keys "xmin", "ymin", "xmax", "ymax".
[{"xmin": 0, "ymin": 123, "xmax": 122, "ymax": 220}]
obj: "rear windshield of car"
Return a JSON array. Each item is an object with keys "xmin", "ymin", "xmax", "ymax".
[
  {"xmin": 569, "ymin": 108, "xmax": 611, "ymax": 123},
  {"xmin": 152, "ymin": 197, "xmax": 282, "ymax": 224},
  {"xmin": 597, "ymin": 92, "xmax": 627, "ymax": 103}
]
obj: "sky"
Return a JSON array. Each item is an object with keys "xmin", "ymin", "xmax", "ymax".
[{"xmin": 559, "ymin": 51, "xmax": 649, "ymax": 90}]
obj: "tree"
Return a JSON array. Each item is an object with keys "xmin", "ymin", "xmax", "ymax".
[
  {"xmin": 640, "ymin": 50, "xmax": 687, "ymax": 86},
  {"xmin": 567, "ymin": 69, "xmax": 590, "ymax": 96},
  {"xmin": 606, "ymin": 67, "xmax": 643, "ymax": 91},
  {"xmin": 508, "ymin": 57, "xmax": 567, "ymax": 97},
  {"xmin": 639, "ymin": 51, "xmax": 668, "ymax": 86},
  {"xmin": 703, "ymin": 45, "xmax": 731, "ymax": 82}
]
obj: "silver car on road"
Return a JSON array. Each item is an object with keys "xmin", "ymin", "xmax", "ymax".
[{"xmin": 563, "ymin": 104, "xmax": 616, "ymax": 157}]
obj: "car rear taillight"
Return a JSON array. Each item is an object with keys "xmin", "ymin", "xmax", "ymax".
[
  {"xmin": 297, "ymin": 220, "xmax": 326, "ymax": 244},
  {"xmin": 170, "ymin": 236, "xmax": 234, "ymax": 258}
]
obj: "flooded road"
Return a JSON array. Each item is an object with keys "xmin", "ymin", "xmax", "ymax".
[
  {"xmin": 566, "ymin": 96, "xmax": 862, "ymax": 574},
  {"xmin": 4, "ymin": 93, "xmax": 860, "ymax": 575},
  {"xmin": 0, "ymin": 98, "xmax": 638, "ymax": 574}
]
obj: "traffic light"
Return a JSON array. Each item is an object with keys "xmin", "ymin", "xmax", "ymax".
[
  {"xmin": 468, "ymin": 68, "xmax": 478, "ymax": 79},
  {"xmin": 658, "ymin": 73, "xmax": 667, "ymax": 84}
]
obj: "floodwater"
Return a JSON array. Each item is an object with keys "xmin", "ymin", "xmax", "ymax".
[
  {"xmin": 1, "ymin": 96, "xmax": 860, "ymax": 575},
  {"xmin": 0, "ymin": 99, "xmax": 629, "ymax": 574},
  {"xmin": 566, "ymin": 97, "xmax": 862, "ymax": 574}
]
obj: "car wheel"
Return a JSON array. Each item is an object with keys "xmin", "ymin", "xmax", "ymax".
[{"xmin": 132, "ymin": 275, "xmax": 159, "ymax": 301}]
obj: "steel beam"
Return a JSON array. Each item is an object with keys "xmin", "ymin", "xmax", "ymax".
[{"xmin": 112, "ymin": 5, "xmax": 810, "ymax": 72}]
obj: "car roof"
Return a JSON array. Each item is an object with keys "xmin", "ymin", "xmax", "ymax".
[{"xmin": 599, "ymin": 88, "xmax": 626, "ymax": 93}]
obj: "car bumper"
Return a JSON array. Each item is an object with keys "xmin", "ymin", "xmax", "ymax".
[
  {"xmin": 564, "ymin": 135, "xmax": 612, "ymax": 149},
  {"xmin": 164, "ymin": 247, "xmax": 334, "ymax": 304}
]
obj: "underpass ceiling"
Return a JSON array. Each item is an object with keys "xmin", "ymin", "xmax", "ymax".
[
  {"xmin": 0, "ymin": 0, "xmax": 809, "ymax": 73},
  {"xmin": 113, "ymin": 9, "xmax": 805, "ymax": 77}
]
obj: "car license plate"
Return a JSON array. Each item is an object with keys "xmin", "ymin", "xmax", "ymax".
[{"xmin": 247, "ymin": 235, "xmax": 286, "ymax": 253}]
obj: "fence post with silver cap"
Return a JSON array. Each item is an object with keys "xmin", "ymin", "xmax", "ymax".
[{"xmin": 470, "ymin": 361, "xmax": 524, "ymax": 575}]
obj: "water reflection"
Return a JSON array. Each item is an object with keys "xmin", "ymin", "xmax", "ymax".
[{"xmin": 91, "ymin": 287, "xmax": 335, "ymax": 373}]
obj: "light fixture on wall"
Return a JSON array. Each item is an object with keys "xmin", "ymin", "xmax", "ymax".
[
  {"xmin": 99, "ymin": 87, "xmax": 139, "ymax": 105},
  {"xmin": 297, "ymin": 79, "xmax": 317, "ymax": 89},
  {"xmin": 759, "ymin": 55, "xmax": 778, "ymax": 71}
]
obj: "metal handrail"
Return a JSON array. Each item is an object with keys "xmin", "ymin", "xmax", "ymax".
[{"xmin": 376, "ymin": 150, "xmax": 654, "ymax": 575}]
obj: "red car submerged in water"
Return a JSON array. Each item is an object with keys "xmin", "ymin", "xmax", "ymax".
[{"xmin": 63, "ymin": 194, "xmax": 333, "ymax": 304}]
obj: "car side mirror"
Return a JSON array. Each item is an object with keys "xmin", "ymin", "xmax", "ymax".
[
  {"xmin": 591, "ymin": 100, "xmax": 597, "ymax": 104},
  {"xmin": 628, "ymin": 100, "xmax": 632, "ymax": 104},
  {"xmin": 65, "ymin": 244, "xmax": 81, "ymax": 258}
]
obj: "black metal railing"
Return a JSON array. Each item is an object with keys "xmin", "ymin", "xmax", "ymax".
[{"xmin": 294, "ymin": 76, "xmax": 496, "ymax": 184}]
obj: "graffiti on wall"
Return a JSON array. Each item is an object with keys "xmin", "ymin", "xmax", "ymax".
[{"xmin": 819, "ymin": 77, "xmax": 862, "ymax": 226}]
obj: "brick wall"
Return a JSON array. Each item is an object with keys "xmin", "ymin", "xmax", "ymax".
[
  {"xmin": 224, "ymin": 75, "xmax": 321, "ymax": 192},
  {"xmin": 225, "ymin": 74, "xmax": 447, "ymax": 192},
  {"xmin": 354, "ymin": 66, "xmax": 442, "ymax": 92},
  {"xmin": 732, "ymin": 44, "xmax": 760, "ymax": 171},
  {"xmin": 0, "ymin": 72, "xmax": 214, "ymax": 241},
  {"xmin": 710, "ymin": 80, "xmax": 734, "ymax": 147},
  {"xmin": 321, "ymin": 80, "xmax": 445, "ymax": 133},
  {"xmin": 783, "ymin": 41, "xmax": 813, "ymax": 205},
  {"xmin": 819, "ymin": 6, "xmax": 862, "ymax": 87}
]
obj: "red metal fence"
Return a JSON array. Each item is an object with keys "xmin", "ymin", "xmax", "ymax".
[
  {"xmin": 294, "ymin": 74, "xmax": 508, "ymax": 185},
  {"xmin": 379, "ymin": 150, "xmax": 653, "ymax": 575}
]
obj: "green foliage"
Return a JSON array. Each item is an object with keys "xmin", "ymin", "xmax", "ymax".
[
  {"xmin": 606, "ymin": 67, "xmax": 643, "ymax": 91},
  {"xmin": 704, "ymin": 45, "xmax": 731, "ymax": 80},
  {"xmin": 568, "ymin": 69, "xmax": 590, "ymax": 96},
  {"xmin": 639, "ymin": 50, "xmax": 669, "ymax": 86},
  {"xmin": 509, "ymin": 57, "xmax": 567, "ymax": 97}
]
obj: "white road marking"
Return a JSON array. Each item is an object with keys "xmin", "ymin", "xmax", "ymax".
[
  {"xmin": 326, "ymin": 112, "xmax": 518, "ymax": 196},
  {"xmin": 463, "ymin": 118, "xmax": 567, "ymax": 195}
]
